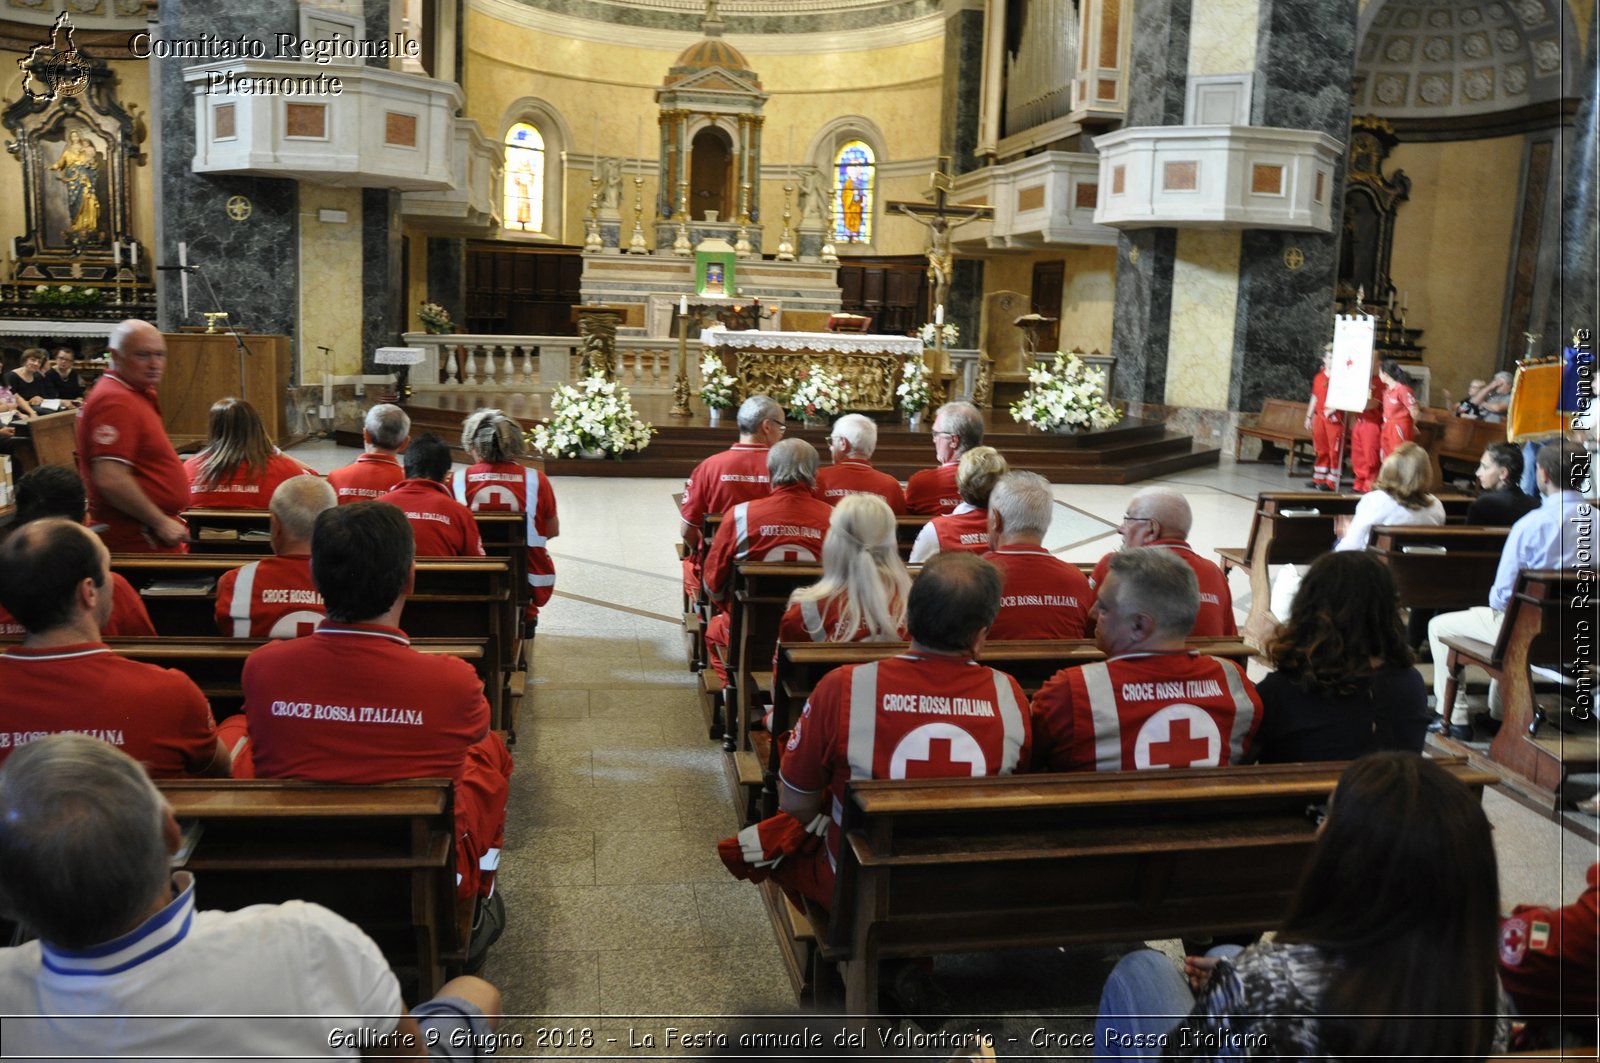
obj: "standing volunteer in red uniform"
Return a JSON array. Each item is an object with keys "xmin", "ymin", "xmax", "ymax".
[
  {"xmin": 233, "ymin": 502, "xmax": 512, "ymax": 903},
  {"xmin": 904, "ymin": 400, "xmax": 985, "ymax": 516},
  {"xmin": 814, "ymin": 414, "xmax": 907, "ymax": 514},
  {"xmin": 1087, "ymin": 486, "xmax": 1237, "ymax": 637},
  {"xmin": 1350, "ymin": 371, "xmax": 1384, "ymax": 492},
  {"xmin": 1305, "ymin": 344, "xmax": 1345, "ymax": 491},
  {"xmin": 378, "ymin": 432, "xmax": 485, "ymax": 557},
  {"xmin": 327, "ymin": 403, "xmax": 409, "ymax": 504},
  {"xmin": 214, "ymin": 476, "xmax": 337, "ymax": 639},
  {"xmin": 76, "ymin": 319, "xmax": 190, "ymax": 552},
  {"xmin": 982, "ymin": 471, "xmax": 1091, "ymax": 640},
  {"xmin": 1378, "ymin": 358, "xmax": 1420, "ymax": 461},
  {"xmin": 454, "ymin": 408, "xmax": 558, "ymax": 636},
  {"xmin": 1032, "ymin": 549, "xmax": 1260, "ymax": 773},
  {"xmin": 909, "ymin": 445, "xmax": 1008, "ymax": 561},
  {"xmin": 679, "ymin": 394, "xmax": 785, "ymax": 598}
]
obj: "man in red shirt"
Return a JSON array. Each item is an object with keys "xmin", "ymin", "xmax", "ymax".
[
  {"xmin": 770, "ymin": 552, "xmax": 1031, "ymax": 908},
  {"xmin": 702, "ymin": 439, "xmax": 834, "ymax": 681},
  {"xmin": 680, "ymin": 395, "xmax": 785, "ymax": 597},
  {"xmin": 904, "ymin": 400, "xmax": 983, "ymax": 516},
  {"xmin": 0, "ymin": 466, "xmax": 155, "ymax": 638},
  {"xmin": 1087, "ymin": 487, "xmax": 1237, "ymax": 637},
  {"xmin": 377, "ymin": 433, "xmax": 485, "ymax": 557},
  {"xmin": 1498, "ymin": 863, "xmax": 1599, "ymax": 1048},
  {"xmin": 76, "ymin": 319, "xmax": 190, "ymax": 552},
  {"xmin": 1031, "ymin": 549, "xmax": 1260, "ymax": 773},
  {"xmin": 815, "ymin": 414, "xmax": 906, "ymax": 514},
  {"xmin": 236, "ymin": 502, "xmax": 511, "ymax": 902},
  {"xmin": 0, "ymin": 519, "xmax": 228, "ymax": 778},
  {"xmin": 982, "ymin": 471, "xmax": 1091, "ymax": 640},
  {"xmin": 327, "ymin": 403, "xmax": 410, "ymax": 504},
  {"xmin": 215, "ymin": 476, "xmax": 337, "ymax": 639}
]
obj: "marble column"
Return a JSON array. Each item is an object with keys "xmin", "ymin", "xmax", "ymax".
[
  {"xmin": 1226, "ymin": 0, "xmax": 1355, "ymax": 412},
  {"xmin": 943, "ymin": 4, "xmax": 987, "ymax": 176},
  {"xmin": 1108, "ymin": 0, "xmax": 1190, "ymax": 403},
  {"xmin": 155, "ymin": 0, "xmax": 299, "ymax": 338},
  {"xmin": 426, "ymin": 237, "xmax": 466, "ymax": 330},
  {"xmin": 1537, "ymin": 20, "xmax": 1598, "ymax": 354},
  {"xmin": 362, "ymin": 190, "xmax": 404, "ymax": 371}
]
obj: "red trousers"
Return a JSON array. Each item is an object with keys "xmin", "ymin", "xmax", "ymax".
[
  {"xmin": 1351, "ymin": 420, "xmax": 1382, "ymax": 492},
  {"xmin": 1380, "ymin": 416, "xmax": 1414, "ymax": 461},
  {"xmin": 1312, "ymin": 414, "xmax": 1344, "ymax": 489}
]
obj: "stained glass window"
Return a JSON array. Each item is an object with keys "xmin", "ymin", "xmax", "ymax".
[
  {"xmin": 503, "ymin": 122, "xmax": 545, "ymax": 233},
  {"xmin": 833, "ymin": 140, "xmax": 875, "ymax": 243}
]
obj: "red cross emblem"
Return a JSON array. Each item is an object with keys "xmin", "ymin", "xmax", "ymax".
[
  {"xmin": 1500, "ymin": 917, "xmax": 1529, "ymax": 965},
  {"xmin": 1133, "ymin": 706, "xmax": 1223, "ymax": 770},
  {"xmin": 889, "ymin": 723, "xmax": 987, "ymax": 779}
]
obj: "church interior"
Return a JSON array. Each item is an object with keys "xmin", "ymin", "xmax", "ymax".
[{"xmin": 0, "ymin": 0, "xmax": 1596, "ymax": 1045}]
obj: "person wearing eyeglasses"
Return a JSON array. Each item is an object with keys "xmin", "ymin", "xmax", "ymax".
[
  {"xmin": 679, "ymin": 394, "xmax": 786, "ymax": 600},
  {"xmin": 905, "ymin": 401, "xmax": 984, "ymax": 516},
  {"xmin": 1087, "ymin": 486, "xmax": 1237, "ymax": 637},
  {"xmin": 815, "ymin": 413, "xmax": 906, "ymax": 514}
]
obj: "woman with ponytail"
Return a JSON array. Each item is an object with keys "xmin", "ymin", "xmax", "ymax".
[
  {"xmin": 779, "ymin": 493, "xmax": 910, "ymax": 648},
  {"xmin": 456, "ymin": 408, "xmax": 559, "ymax": 636}
]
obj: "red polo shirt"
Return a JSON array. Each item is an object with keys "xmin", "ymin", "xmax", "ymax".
[
  {"xmin": 680, "ymin": 443, "xmax": 772, "ymax": 533},
  {"xmin": 1089, "ymin": 539, "xmax": 1238, "ymax": 637},
  {"xmin": 214, "ymin": 554, "xmax": 325, "ymax": 639},
  {"xmin": 328, "ymin": 452, "xmax": 405, "ymax": 504},
  {"xmin": 815, "ymin": 460, "xmax": 907, "ymax": 514},
  {"xmin": 377, "ymin": 479, "xmax": 485, "ymax": 557},
  {"xmin": 983, "ymin": 546, "xmax": 1092, "ymax": 640},
  {"xmin": 0, "ymin": 643, "xmax": 220, "ymax": 776},
  {"xmin": 0, "ymin": 573, "xmax": 155, "ymax": 639},
  {"xmin": 702, "ymin": 484, "xmax": 833, "ymax": 604},
  {"xmin": 184, "ymin": 452, "xmax": 318, "ymax": 509},
  {"xmin": 904, "ymin": 462, "xmax": 960, "ymax": 516},
  {"xmin": 76, "ymin": 372, "xmax": 191, "ymax": 552}
]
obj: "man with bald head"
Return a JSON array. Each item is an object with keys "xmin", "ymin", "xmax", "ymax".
[
  {"xmin": 0, "ymin": 519, "xmax": 228, "ymax": 777},
  {"xmin": 1087, "ymin": 486, "xmax": 1237, "ymax": 637},
  {"xmin": 215, "ymin": 476, "xmax": 338, "ymax": 639},
  {"xmin": 75, "ymin": 319, "xmax": 190, "ymax": 552},
  {"xmin": 905, "ymin": 400, "xmax": 985, "ymax": 516}
]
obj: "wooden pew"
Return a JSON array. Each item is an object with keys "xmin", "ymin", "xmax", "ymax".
[
  {"xmin": 1217, "ymin": 490, "xmax": 1475, "ymax": 647},
  {"xmin": 156, "ymin": 778, "xmax": 463, "ymax": 999},
  {"xmin": 0, "ymin": 636, "xmax": 488, "ymax": 725},
  {"xmin": 9, "ymin": 409, "xmax": 77, "ymax": 474},
  {"xmin": 1421, "ymin": 408, "xmax": 1506, "ymax": 487},
  {"xmin": 1438, "ymin": 569, "xmax": 1596, "ymax": 808},
  {"xmin": 1234, "ymin": 397, "xmax": 1315, "ymax": 471},
  {"xmin": 743, "ymin": 636, "xmax": 1255, "ymax": 822},
  {"xmin": 1367, "ymin": 524, "xmax": 1509, "ymax": 612},
  {"xmin": 788, "ymin": 758, "xmax": 1496, "ymax": 1012}
]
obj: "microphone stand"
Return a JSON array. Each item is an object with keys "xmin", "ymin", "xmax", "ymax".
[{"xmin": 186, "ymin": 262, "xmax": 255, "ymax": 403}]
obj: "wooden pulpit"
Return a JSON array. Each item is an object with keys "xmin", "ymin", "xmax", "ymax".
[{"xmin": 160, "ymin": 332, "xmax": 293, "ymax": 446}]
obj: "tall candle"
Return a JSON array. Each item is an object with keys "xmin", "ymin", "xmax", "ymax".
[
  {"xmin": 635, "ymin": 116, "xmax": 642, "ymax": 171},
  {"xmin": 680, "ymin": 294, "xmax": 688, "ymax": 315},
  {"xmin": 934, "ymin": 303, "xmax": 944, "ymax": 325},
  {"xmin": 112, "ymin": 240, "xmax": 121, "ymax": 267},
  {"xmin": 130, "ymin": 241, "xmax": 138, "ymax": 268},
  {"xmin": 593, "ymin": 112, "xmax": 599, "ymax": 157},
  {"xmin": 178, "ymin": 241, "xmax": 190, "ymax": 319}
]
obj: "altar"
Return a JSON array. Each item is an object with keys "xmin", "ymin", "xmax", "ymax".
[{"xmin": 700, "ymin": 328, "xmax": 922, "ymax": 411}]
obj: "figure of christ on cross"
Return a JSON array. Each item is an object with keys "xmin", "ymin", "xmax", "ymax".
[{"xmin": 889, "ymin": 156, "xmax": 993, "ymax": 315}]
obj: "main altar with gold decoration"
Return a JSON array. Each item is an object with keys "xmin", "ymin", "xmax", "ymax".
[{"xmin": 699, "ymin": 328, "xmax": 922, "ymax": 412}]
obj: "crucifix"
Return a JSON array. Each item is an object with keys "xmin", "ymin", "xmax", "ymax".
[{"xmin": 888, "ymin": 156, "xmax": 993, "ymax": 315}]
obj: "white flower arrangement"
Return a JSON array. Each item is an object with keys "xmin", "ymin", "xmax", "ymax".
[
  {"xmin": 528, "ymin": 373, "xmax": 656, "ymax": 458},
  {"xmin": 917, "ymin": 322, "xmax": 959, "ymax": 347},
  {"xmin": 698, "ymin": 352, "xmax": 737, "ymax": 409},
  {"xmin": 896, "ymin": 358, "xmax": 931, "ymax": 416},
  {"xmin": 1009, "ymin": 352, "xmax": 1120, "ymax": 433},
  {"xmin": 782, "ymin": 363, "xmax": 849, "ymax": 422}
]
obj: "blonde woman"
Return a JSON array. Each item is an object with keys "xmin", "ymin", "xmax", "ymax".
[
  {"xmin": 454, "ymin": 408, "xmax": 558, "ymax": 635},
  {"xmin": 779, "ymin": 493, "xmax": 911, "ymax": 647},
  {"xmin": 1334, "ymin": 441, "xmax": 1444, "ymax": 551},
  {"xmin": 907, "ymin": 445, "xmax": 1008, "ymax": 561}
]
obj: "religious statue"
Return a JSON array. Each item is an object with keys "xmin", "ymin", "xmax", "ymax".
[
  {"xmin": 896, "ymin": 203, "xmax": 985, "ymax": 312},
  {"xmin": 797, "ymin": 167, "xmax": 830, "ymax": 226},
  {"xmin": 49, "ymin": 128, "xmax": 103, "ymax": 242},
  {"xmin": 597, "ymin": 157, "xmax": 624, "ymax": 211}
]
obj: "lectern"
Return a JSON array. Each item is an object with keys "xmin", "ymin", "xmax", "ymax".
[{"xmin": 160, "ymin": 332, "xmax": 293, "ymax": 445}]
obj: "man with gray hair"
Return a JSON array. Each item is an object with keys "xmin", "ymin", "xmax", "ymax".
[
  {"xmin": 1031, "ymin": 549, "xmax": 1260, "ymax": 772},
  {"xmin": 982, "ymin": 471, "xmax": 1091, "ymax": 639},
  {"xmin": 905, "ymin": 400, "xmax": 984, "ymax": 515},
  {"xmin": 816, "ymin": 412, "xmax": 906, "ymax": 514},
  {"xmin": 680, "ymin": 394, "xmax": 785, "ymax": 597},
  {"xmin": 214, "ymin": 476, "xmax": 338, "ymax": 639},
  {"xmin": 0, "ymin": 733, "xmax": 502, "ymax": 1057},
  {"xmin": 1088, "ymin": 485, "xmax": 1237, "ymax": 637},
  {"xmin": 327, "ymin": 402, "xmax": 411, "ymax": 504}
]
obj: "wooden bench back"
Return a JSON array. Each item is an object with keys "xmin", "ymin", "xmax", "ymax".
[
  {"xmin": 703, "ymin": 512, "xmax": 930, "ymax": 562},
  {"xmin": 1255, "ymin": 397, "xmax": 1310, "ymax": 432},
  {"xmin": 820, "ymin": 758, "xmax": 1495, "ymax": 1012},
  {"xmin": 1488, "ymin": 569, "xmax": 1585, "ymax": 670},
  {"xmin": 156, "ymin": 777, "xmax": 461, "ymax": 997},
  {"xmin": 10, "ymin": 409, "xmax": 76, "ymax": 474},
  {"xmin": 1368, "ymin": 524, "xmax": 1509, "ymax": 611}
]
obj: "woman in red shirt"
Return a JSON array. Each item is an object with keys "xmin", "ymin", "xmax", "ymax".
[
  {"xmin": 456, "ymin": 408, "xmax": 559, "ymax": 635},
  {"xmin": 780, "ymin": 493, "xmax": 911, "ymax": 648},
  {"xmin": 1378, "ymin": 359, "xmax": 1420, "ymax": 461},
  {"xmin": 184, "ymin": 397, "xmax": 318, "ymax": 508}
]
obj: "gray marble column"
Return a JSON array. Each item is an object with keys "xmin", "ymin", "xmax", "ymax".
[
  {"xmin": 1226, "ymin": 0, "xmax": 1355, "ymax": 412},
  {"xmin": 426, "ymin": 237, "xmax": 466, "ymax": 330},
  {"xmin": 362, "ymin": 190, "xmax": 404, "ymax": 371},
  {"xmin": 950, "ymin": 259, "xmax": 984, "ymax": 352},
  {"xmin": 1109, "ymin": 0, "xmax": 1190, "ymax": 403},
  {"xmin": 1537, "ymin": 20, "xmax": 1598, "ymax": 354},
  {"xmin": 943, "ymin": 5, "xmax": 987, "ymax": 176},
  {"xmin": 155, "ymin": 0, "xmax": 299, "ymax": 339}
]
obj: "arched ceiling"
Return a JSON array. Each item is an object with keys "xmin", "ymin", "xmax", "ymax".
[
  {"xmin": 476, "ymin": 0, "xmax": 942, "ymax": 36},
  {"xmin": 1355, "ymin": 0, "xmax": 1571, "ymax": 118}
]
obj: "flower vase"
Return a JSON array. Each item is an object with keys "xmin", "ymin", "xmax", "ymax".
[
  {"xmin": 577, "ymin": 447, "xmax": 606, "ymax": 460},
  {"xmin": 1052, "ymin": 424, "xmax": 1080, "ymax": 436},
  {"xmin": 906, "ymin": 412, "xmax": 923, "ymax": 431},
  {"xmin": 803, "ymin": 416, "xmax": 824, "ymax": 430},
  {"xmin": 708, "ymin": 407, "xmax": 722, "ymax": 425}
]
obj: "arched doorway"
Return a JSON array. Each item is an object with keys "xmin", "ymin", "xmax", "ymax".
[{"xmin": 689, "ymin": 126, "xmax": 732, "ymax": 222}]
